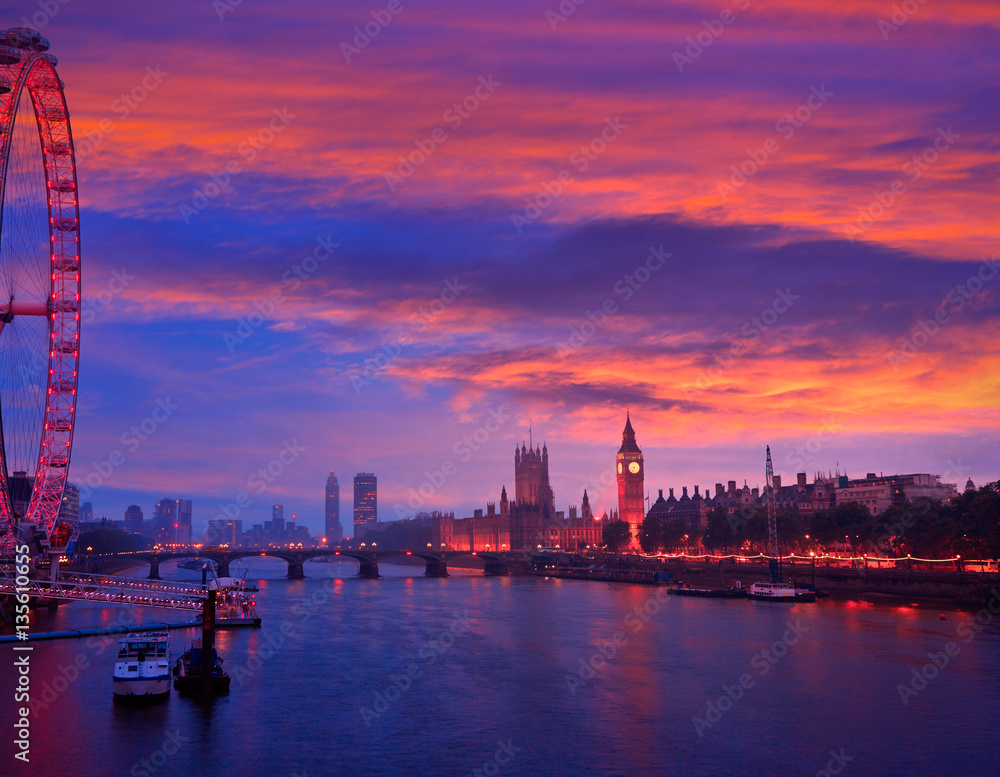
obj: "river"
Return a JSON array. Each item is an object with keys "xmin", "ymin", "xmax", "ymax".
[{"xmin": 2, "ymin": 558, "xmax": 998, "ymax": 776}]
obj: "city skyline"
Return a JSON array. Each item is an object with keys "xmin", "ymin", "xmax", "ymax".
[
  {"xmin": 70, "ymin": 428, "xmax": 972, "ymax": 542},
  {"xmin": 34, "ymin": 0, "xmax": 999, "ymax": 536}
]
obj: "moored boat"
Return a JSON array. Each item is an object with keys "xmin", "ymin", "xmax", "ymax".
[
  {"xmin": 748, "ymin": 580, "xmax": 816, "ymax": 603},
  {"xmin": 210, "ymin": 574, "xmax": 261, "ymax": 627},
  {"xmin": 172, "ymin": 638, "xmax": 231, "ymax": 695},
  {"xmin": 670, "ymin": 582, "xmax": 747, "ymax": 598},
  {"xmin": 113, "ymin": 632, "xmax": 171, "ymax": 700}
]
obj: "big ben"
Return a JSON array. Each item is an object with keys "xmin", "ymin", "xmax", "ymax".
[{"xmin": 616, "ymin": 412, "xmax": 644, "ymax": 549}]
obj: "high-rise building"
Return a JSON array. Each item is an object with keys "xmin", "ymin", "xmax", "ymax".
[
  {"xmin": 175, "ymin": 499, "xmax": 192, "ymax": 543},
  {"xmin": 124, "ymin": 505, "xmax": 144, "ymax": 534},
  {"xmin": 616, "ymin": 412, "xmax": 644, "ymax": 548},
  {"xmin": 59, "ymin": 482, "xmax": 80, "ymax": 527},
  {"xmin": 271, "ymin": 504, "xmax": 285, "ymax": 532},
  {"xmin": 325, "ymin": 472, "xmax": 343, "ymax": 542},
  {"xmin": 153, "ymin": 498, "xmax": 177, "ymax": 543},
  {"xmin": 353, "ymin": 473, "xmax": 377, "ymax": 537},
  {"xmin": 79, "ymin": 501, "xmax": 93, "ymax": 524}
]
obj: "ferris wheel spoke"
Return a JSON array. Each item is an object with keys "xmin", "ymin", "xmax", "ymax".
[{"xmin": 0, "ymin": 28, "xmax": 80, "ymax": 554}]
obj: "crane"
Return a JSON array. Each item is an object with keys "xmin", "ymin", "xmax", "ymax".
[{"xmin": 766, "ymin": 445, "xmax": 782, "ymax": 582}]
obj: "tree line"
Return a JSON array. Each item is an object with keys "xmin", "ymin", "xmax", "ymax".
[{"xmin": 601, "ymin": 481, "xmax": 1000, "ymax": 559}]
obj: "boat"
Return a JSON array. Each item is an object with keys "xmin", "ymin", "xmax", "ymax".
[
  {"xmin": 211, "ymin": 575, "xmax": 262, "ymax": 627},
  {"xmin": 670, "ymin": 582, "xmax": 747, "ymax": 598},
  {"xmin": 178, "ymin": 558, "xmax": 216, "ymax": 571},
  {"xmin": 172, "ymin": 638, "xmax": 231, "ymax": 695},
  {"xmin": 748, "ymin": 580, "xmax": 816, "ymax": 603},
  {"xmin": 113, "ymin": 632, "xmax": 171, "ymax": 699}
]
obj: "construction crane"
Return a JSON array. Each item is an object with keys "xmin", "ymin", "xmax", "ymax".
[{"xmin": 766, "ymin": 445, "xmax": 782, "ymax": 582}]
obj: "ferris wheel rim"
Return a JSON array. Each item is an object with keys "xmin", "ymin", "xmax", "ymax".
[{"xmin": 0, "ymin": 29, "xmax": 81, "ymax": 552}]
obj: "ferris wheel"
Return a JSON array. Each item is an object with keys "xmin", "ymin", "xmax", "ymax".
[{"xmin": 0, "ymin": 28, "xmax": 81, "ymax": 555}]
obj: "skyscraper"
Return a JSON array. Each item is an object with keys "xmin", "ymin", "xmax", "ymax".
[
  {"xmin": 59, "ymin": 482, "xmax": 80, "ymax": 527},
  {"xmin": 153, "ymin": 498, "xmax": 177, "ymax": 543},
  {"xmin": 124, "ymin": 505, "xmax": 144, "ymax": 534},
  {"xmin": 616, "ymin": 412, "xmax": 644, "ymax": 549},
  {"xmin": 353, "ymin": 473, "xmax": 377, "ymax": 538},
  {"xmin": 325, "ymin": 471, "xmax": 343, "ymax": 542},
  {"xmin": 175, "ymin": 499, "xmax": 192, "ymax": 543}
]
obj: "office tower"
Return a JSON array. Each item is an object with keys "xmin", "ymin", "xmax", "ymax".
[
  {"xmin": 59, "ymin": 481, "xmax": 80, "ymax": 527},
  {"xmin": 153, "ymin": 497, "xmax": 177, "ymax": 543},
  {"xmin": 175, "ymin": 499, "xmax": 192, "ymax": 543},
  {"xmin": 80, "ymin": 501, "xmax": 94, "ymax": 524},
  {"xmin": 353, "ymin": 473, "xmax": 377, "ymax": 538},
  {"xmin": 124, "ymin": 505, "xmax": 144, "ymax": 534},
  {"xmin": 325, "ymin": 471, "xmax": 342, "ymax": 542}
]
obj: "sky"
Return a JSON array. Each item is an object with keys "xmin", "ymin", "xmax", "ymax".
[{"xmin": 3, "ymin": 0, "xmax": 998, "ymax": 538}]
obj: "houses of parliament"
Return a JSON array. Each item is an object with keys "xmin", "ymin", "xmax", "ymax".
[
  {"xmin": 431, "ymin": 417, "xmax": 652, "ymax": 552},
  {"xmin": 431, "ymin": 436, "xmax": 608, "ymax": 552}
]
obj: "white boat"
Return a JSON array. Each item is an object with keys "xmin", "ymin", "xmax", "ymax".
[
  {"xmin": 748, "ymin": 581, "xmax": 816, "ymax": 603},
  {"xmin": 113, "ymin": 632, "xmax": 171, "ymax": 699}
]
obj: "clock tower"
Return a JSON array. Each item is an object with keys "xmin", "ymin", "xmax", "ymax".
[{"xmin": 616, "ymin": 412, "xmax": 644, "ymax": 549}]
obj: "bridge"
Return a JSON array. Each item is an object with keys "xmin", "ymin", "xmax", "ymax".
[{"xmin": 86, "ymin": 548, "xmax": 543, "ymax": 580}]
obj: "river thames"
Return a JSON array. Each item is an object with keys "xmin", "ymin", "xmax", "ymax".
[{"xmin": 3, "ymin": 559, "xmax": 999, "ymax": 776}]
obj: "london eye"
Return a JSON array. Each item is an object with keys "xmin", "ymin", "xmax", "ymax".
[{"xmin": 0, "ymin": 27, "xmax": 81, "ymax": 558}]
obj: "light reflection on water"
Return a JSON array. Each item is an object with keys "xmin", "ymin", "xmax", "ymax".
[{"xmin": 2, "ymin": 559, "xmax": 998, "ymax": 777}]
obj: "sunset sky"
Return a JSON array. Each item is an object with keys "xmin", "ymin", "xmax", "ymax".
[{"xmin": 17, "ymin": 0, "xmax": 998, "ymax": 536}]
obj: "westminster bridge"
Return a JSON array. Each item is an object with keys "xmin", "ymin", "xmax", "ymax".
[{"xmin": 81, "ymin": 548, "xmax": 553, "ymax": 580}]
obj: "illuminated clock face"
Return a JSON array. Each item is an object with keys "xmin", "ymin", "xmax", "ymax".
[
  {"xmin": 617, "ymin": 462, "xmax": 623, "ymax": 474},
  {"xmin": 628, "ymin": 462, "xmax": 641, "ymax": 474}
]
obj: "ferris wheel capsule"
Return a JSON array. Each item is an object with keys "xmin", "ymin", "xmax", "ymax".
[{"xmin": 0, "ymin": 30, "xmax": 82, "ymax": 555}]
